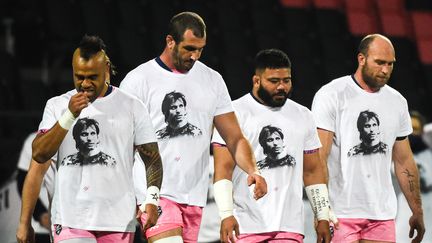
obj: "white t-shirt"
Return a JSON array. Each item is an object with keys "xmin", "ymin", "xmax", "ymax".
[
  {"xmin": 312, "ymin": 75, "xmax": 412, "ymax": 219},
  {"xmin": 0, "ymin": 174, "xmax": 22, "ymax": 243},
  {"xmin": 198, "ymin": 155, "xmax": 219, "ymax": 242},
  {"xmin": 17, "ymin": 132, "xmax": 53, "ymax": 234},
  {"xmin": 213, "ymin": 94, "xmax": 321, "ymax": 234},
  {"xmin": 121, "ymin": 59, "xmax": 233, "ymax": 207},
  {"xmin": 38, "ymin": 87, "xmax": 156, "ymax": 232}
]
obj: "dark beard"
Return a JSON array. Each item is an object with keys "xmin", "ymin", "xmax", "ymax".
[
  {"xmin": 361, "ymin": 65, "xmax": 386, "ymax": 90},
  {"xmin": 257, "ymin": 85, "xmax": 288, "ymax": 107},
  {"xmin": 172, "ymin": 46, "xmax": 193, "ymax": 72}
]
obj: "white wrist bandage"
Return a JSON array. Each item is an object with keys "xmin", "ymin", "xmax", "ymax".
[
  {"xmin": 305, "ymin": 184, "xmax": 330, "ymax": 221},
  {"xmin": 253, "ymin": 170, "xmax": 261, "ymax": 176},
  {"xmin": 58, "ymin": 109, "xmax": 76, "ymax": 130},
  {"xmin": 213, "ymin": 179, "xmax": 234, "ymax": 220},
  {"xmin": 141, "ymin": 186, "xmax": 160, "ymax": 210}
]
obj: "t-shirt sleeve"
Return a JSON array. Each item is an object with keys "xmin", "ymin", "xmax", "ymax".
[
  {"xmin": 311, "ymin": 88, "xmax": 337, "ymax": 133},
  {"xmin": 214, "ymin": 74, "xmax": 234, "ymax": 116},
  {"xmin": 211, "ymin": 127, "xmax": 226, "ymax": 145},
  {"xmin": 397, "ymin": 98, "xmax": 413, "ymax": 137},
  {"xmin": 38, "ymin": 99, "xmax": 58, "ymax": 132},
  {"xmin": 304, "ymin": 110, "xmax": 322, "ymax": 151},
  {"xmin": 133, "ymin": 98, "xmax": 157, "ymax": 145},
  {"xmin": 17, "ymin": 132, "xmax": 37, "ymax": 171},
  {"xmin": 120, "ymin": 71, "xmax": 145, "ymax": 101}
]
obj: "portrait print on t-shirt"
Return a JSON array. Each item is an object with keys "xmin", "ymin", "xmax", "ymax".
[
  {"xmin": 256, "ymin": 125, "xmax": 296, "ymax": 170},
  {"xmin": 156, "ymin": 91, "xmax": 203, "ymax": 139},
  {"xmin": 61, "ymin": 118, "xmax": 116, "ymax": 166},
  {"xmin": 347, "ymin": 110, "xmax": 388, "ymax": 157}
]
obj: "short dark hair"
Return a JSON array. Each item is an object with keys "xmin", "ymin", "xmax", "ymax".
[
  {"xmin": 78, "ymin": 34, "xmax": 116, "ymax": 76},
  {"xmin": 73, "ymin": 118, "xmax": 100, "ymax": 148},
  {"xmin": 259, "ymin": 125, "xmax": 284, "ymax": 155},
  {"xmin": 255, "ymin": 49, "xmax": 291, "ymax": 73},
  {"xmin": 357, "ymin": 110, "xmax": 380, "ymax": 133},
  {"xmin": 161, "ymin": 91, "xmax": 187, "ymax": 122},
  {"xmin": 168, "ymin": 12, "xmax": 206, "ymax": 42}
]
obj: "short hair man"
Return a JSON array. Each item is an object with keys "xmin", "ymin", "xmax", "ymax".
[
  {"xmin": 156, "ymin": 91, "xmax": 202, "ymax": 139},
  {"xmin": 212, "ymin": 49, "xmax": 331, "ymax": 242},
  {"xmin": 18, "ymin": 35, "xmax": 163, "ymax": 243},
  {"xmin": 257, "ymin": 125, "xmax": 295, "ymax": 169},
  {"xmin": 312, "ymin": 34, "xmax": 425, "ymax": 242},
  {"xmin": 120, "ymin": 12, "xmax": 266, "ymax": 243},
  {"xmin": 347, "ymin": 110, "xmax": 388, "ymax": 157}
]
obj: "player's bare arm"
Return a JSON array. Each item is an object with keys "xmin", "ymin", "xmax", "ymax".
[
  {"xmin": 136, "ymin": 142, "xmax": 163, "ymax": 188},
  {"xmin": 393, "ymin": 138, "xmax": 425, "ymax": 243},
  {"xmin": 317, "ymin": 128, "xmax": 334, "ymax": 182},
  {"xmin": 32, "ymin": 92, "xmax": 90, "ymax": 163},
  {"xmin": 213, "ymin": 144, "xmax": 239, "ymax": 243},
  {"xmin": 316, "ymin": 128, "xmax": 339, "ymax": 228},
  {"xmin": 214, "ymin": 111, "xmax": 267, "ymax": 199},
  {"xmin": 136, "ymin": 142, "xmax": 163, "ymax": 230},
  {"xmin": 16, "ymin": 159, "xmax": 52, "ymax": 243},
  {"xmin": 303, "ymin": 151, "xmax": 331, "ymax": 243}
]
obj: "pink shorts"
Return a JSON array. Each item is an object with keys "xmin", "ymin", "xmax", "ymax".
[
  {"xmin": 52, "ymin": 225, "xmax": 133, "ymax": 243},
  {"xmin": 236, "ymin": 231, "xmax": 304, "ymax": 243},
  {"xmin": 140, "ymin": 197, "xmax": 203, "ymax": 242},
  {"xmin": 332, "ymin": 218, "xmax": 395, "ymax": 242}
]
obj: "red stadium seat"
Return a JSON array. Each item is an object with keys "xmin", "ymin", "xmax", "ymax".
[
  {"xmin": 346, "ymin": 11, "xmax": 380, "ymax": 35},
  {"xmin": 416, "ymin": 39, "xmax": 432, "ymax": 64},
  {"xmin": 380, "ymin": 12, "xmax": 412, "ymax": 38},
  {"xmin": 375, "ymin": 0, "xmax": 405, "ymax": 14},
  {"xmin": 411, "ymin": 11, "xmax": 432, "ymax": 39},
  {"xmin": 279, "ymin": 0, "xmax": 311, "ymax": 8},
  {"xmin": 345, "ymin": 0, "xmax": 375, "ymax": 12},
  {"xmin": 312, "ymin": 0, "xmax": 344, "ymax": 10}
]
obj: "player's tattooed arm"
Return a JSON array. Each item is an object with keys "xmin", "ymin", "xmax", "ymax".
[
  {"xmin": 136, "ymin": 142, "xmax": 163, "ymax": 188},
  {"xmin": 401, "ymin": 168, "xmax": 422, "ymax": 208},
  {"xmin": 393, "ymin": 138, "xmax": 422, "ymax": 211},
  {"xmin": 393, "ymin": 138, "xmax": 424, "ymax": 242}
]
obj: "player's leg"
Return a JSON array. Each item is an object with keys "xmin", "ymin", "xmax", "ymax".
[
  {"xmin": 331, "ymin": 218, "xmax": 365, "ymax": 243},
  {"xmin": 52, "ymin": 225, "xmax": 96, "ymax": 243},
  {"xmin": 141, "ymin": 197, "xmax": 184, "ymax": 242},
  {"xmin": 267, "ymin": 231, "xmax": 304, "ymax": 242},
  {"xmin": 180, "ymin": 204, "xmax": 203, "ymax": 243},
  {"xmin": 360, "ymin": 219, "xmax": 395, "ymax": 243},
  {"xmin": 96, "ymin": 231, "xmax": 134, "ymax": 243},
  {"xmin": 236, "ymin": 232, "xmax": 273, "ymax": 243}
]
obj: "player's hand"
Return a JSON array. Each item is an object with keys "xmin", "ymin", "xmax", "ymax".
[
  {"xmin": 220, "ymin": 216, "xmax": 239, "ymax": 243},
  {"xmin": 16, "ymin": 223, "xmax": 35, "ymax": 243},
  {"xmin": 38, "ymin": 212, "xmax": 51, "ymax": 231},
  {"xmin": 315, "ymin": 220, "xmax": 331, "ymax": 243},
  {"xmin": 69, "ymin": 91, "xmax": 90, "ymax": 117},
  {"xmin": 329, "ymin": 208, "xmax": 339, "ymax": 230},
  {"xmin": 247, "ymin": 172, "xmax": 267, "ymax": 200},
  {"xmin": 141, "ymin": 204, "xmax": 159, "ymax": 231},
  {"xmin": 409, "ymin": 212, "xmax": 425, "ymax": 243}
]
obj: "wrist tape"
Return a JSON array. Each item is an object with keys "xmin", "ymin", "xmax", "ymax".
[
  {"xmin": 305, "ymin": 184, "xmax": 330, "ymax": 221},
  {"xmin": 213, "ymin": 179, "xmax": 234, "ymax": 220},
  {"xmin": 141, "ymin": 186, "xmax": 160, "ymax": 211},
  {"xmin": 58, "ymin": 109, "xmax": 76, "ymax": 130}
]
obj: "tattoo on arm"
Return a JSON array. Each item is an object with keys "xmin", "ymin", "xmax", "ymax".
[
  {"xmin": 402, "ymin": 168, "xmax": 415, "ymax": 192},
  {"xmin": 136, "ymin": 143, "xmax": 163, "ymax": 188}
]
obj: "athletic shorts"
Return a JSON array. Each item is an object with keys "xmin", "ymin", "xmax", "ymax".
[
  {"xmin": 52, "ymin": 224, "xmax": 134, "ymax": 243},
  {"xmin": 140, "ymin": 197, "xmax": 203, "ymax": 242},
  {"xmin": 236, "ymin": 231, "xmax": 304, "ymax": 243},
  {"xmin": 332, "ymin": 218, "xmax": 395, "ymax": 242}
]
